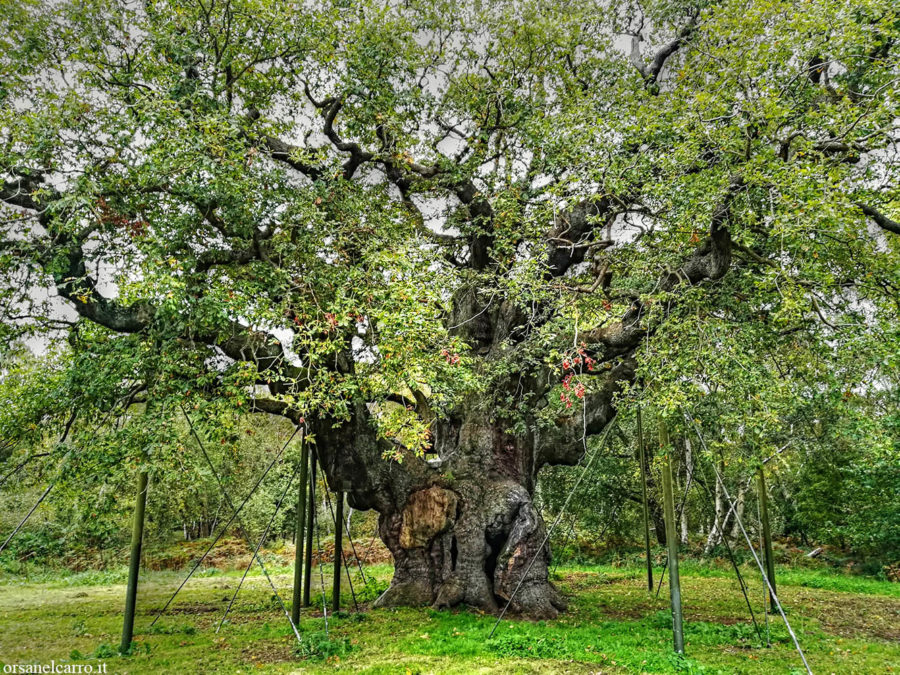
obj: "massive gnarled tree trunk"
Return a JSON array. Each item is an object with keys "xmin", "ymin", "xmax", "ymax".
[
  {"xmin": 305, "ymin": 263, "xmax": 643, "ymax": 616},
  {"xmin": 326, "ymin": 412, "xmax": 568, "ymax": 615},
  {"xmin": 314, "ymin": 385, "xmax": 621, "ymax": 617}
]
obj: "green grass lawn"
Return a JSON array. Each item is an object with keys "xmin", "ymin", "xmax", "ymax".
[{"xmin": 0, "ymin": 561, "xmax": 897, "ymax": 673}]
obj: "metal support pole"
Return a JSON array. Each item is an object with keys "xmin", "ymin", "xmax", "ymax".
[
  {"xmin": 291, "ymin": 441, "xmax": 309, "ymax": 625},
  {"xmin": 757, "ymin": 465, "xmax": 777, "ymax": 612},
  {"xmin": 302, "ymin": 448, "xmax": 316, "ymax": 606},
  {"xmin": 121, "ymin": 470, "xmax": 149, "ymax": 654},
  {"xmin": 637, "ymin": 408, "xmax": 653, "ymax": 593},
  {"xmin": 332, "ymin": 490, "xmax": 344, "ymax": 612},
  {"xmin": 660, "ymin": 419, "xmax": 684, "ymax": 654}
]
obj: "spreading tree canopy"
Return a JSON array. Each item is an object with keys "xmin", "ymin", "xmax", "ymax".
[{"xmin": 1, "ymin": 0, "xmax": 898, "ymax": 615}]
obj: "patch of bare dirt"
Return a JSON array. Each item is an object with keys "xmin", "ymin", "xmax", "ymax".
[
  {"xmin": 240, "ymin": 639, "xmax": 296, "ymax": 665},
  {"xmin": 791, "ymin": 590, "xmax": 900, "ymax": 641}
]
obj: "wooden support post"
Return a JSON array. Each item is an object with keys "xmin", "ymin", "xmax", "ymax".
[
  {"xmin": 757, "ymin": 465, "xmax": 777, "ymax": 612},
  {"xmin": 302, "ymin": 448, "xmax": 316, "ymax": 606},
  {"xmin": 637, "ymin": 409, "xmax": 653, "ymax": 593},
  {"xmin": 332, "ymin": 490, "xmax": 344, "ymax": 612},
  {"xmin": 120, "ymin": 470, "xmax": 149, "ymax": 654},
  {"xmin": 291, "ymin": 442, "xmax": 309, "ymax": 625},
  {"xmin": 660, "ymin": 419, "xmax": 684, "ymax": 654}
]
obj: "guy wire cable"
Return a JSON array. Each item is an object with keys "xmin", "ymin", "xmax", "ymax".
[
  {"xmin": 150, "ymin": 418, "xmax": 298, "ymax": 627},
  {"xmin": 310, "ymin": 469, "xmax": 329, "ymax": 637},
  {"xmin": 216, "ymin": 456, "xmax": 304, "ymax": 642},
  {"xmin": 182, "ymin": 411, "xmax": 300, "ymax": 634},
  {"xmin": 321, "ymin": 479, "xmax": 360, "ymax": 612}
]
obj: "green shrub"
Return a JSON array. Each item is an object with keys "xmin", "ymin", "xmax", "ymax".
[
  {"xmin": 355, "ymin": 577, "xmax": 389, "ymax": 604},
  {"xmin": 292, "ymin": 631, "xmax": 352, "ymax": 661}
]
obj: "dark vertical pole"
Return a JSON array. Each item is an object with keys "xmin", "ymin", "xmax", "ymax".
[
  {"xmin": 121, "ymin": 470, "xmax": 149, "ymax": 654},
  {"xmin": 757, "ymin": 465, "xmax": 777, "ymax": 612},
  {"xmin": 302, "ymin": 448, "xmax": 316, "ymax": 606},
  {"xmin": 637, "ymin": 408, "xmax": 653, "ymax": 593},
  {"xmin": 291, "ymin": 441, "xmax": 309, "ymax": 625},
  {"xmin": 332, "ymin": 490, "xmax": 344, "ymax": 612},
  {"xmin": 660, "ymin": 419, "xmax": 684, "ymax": 654}
]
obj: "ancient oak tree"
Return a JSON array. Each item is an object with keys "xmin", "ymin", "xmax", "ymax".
[{"xmin": 2, "ymin": 0, "xmax": 897, "ymax": 616}]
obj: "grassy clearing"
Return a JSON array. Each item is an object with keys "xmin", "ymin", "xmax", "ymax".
[{"xmin": 0, "ymin": 561, "xmax": 897, "ymax": 673}]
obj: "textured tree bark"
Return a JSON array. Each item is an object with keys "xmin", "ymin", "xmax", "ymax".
[
  {"xmin": 310, "ymin": 357, "xmax": 631, "ymax": 618},
  {"xmin": 313, "ymin": 403, "xmax": 584, "ymax": 617},
  {"xmin": 729, "ymin": 486, "xmax": 746, "ymax": 541}
]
